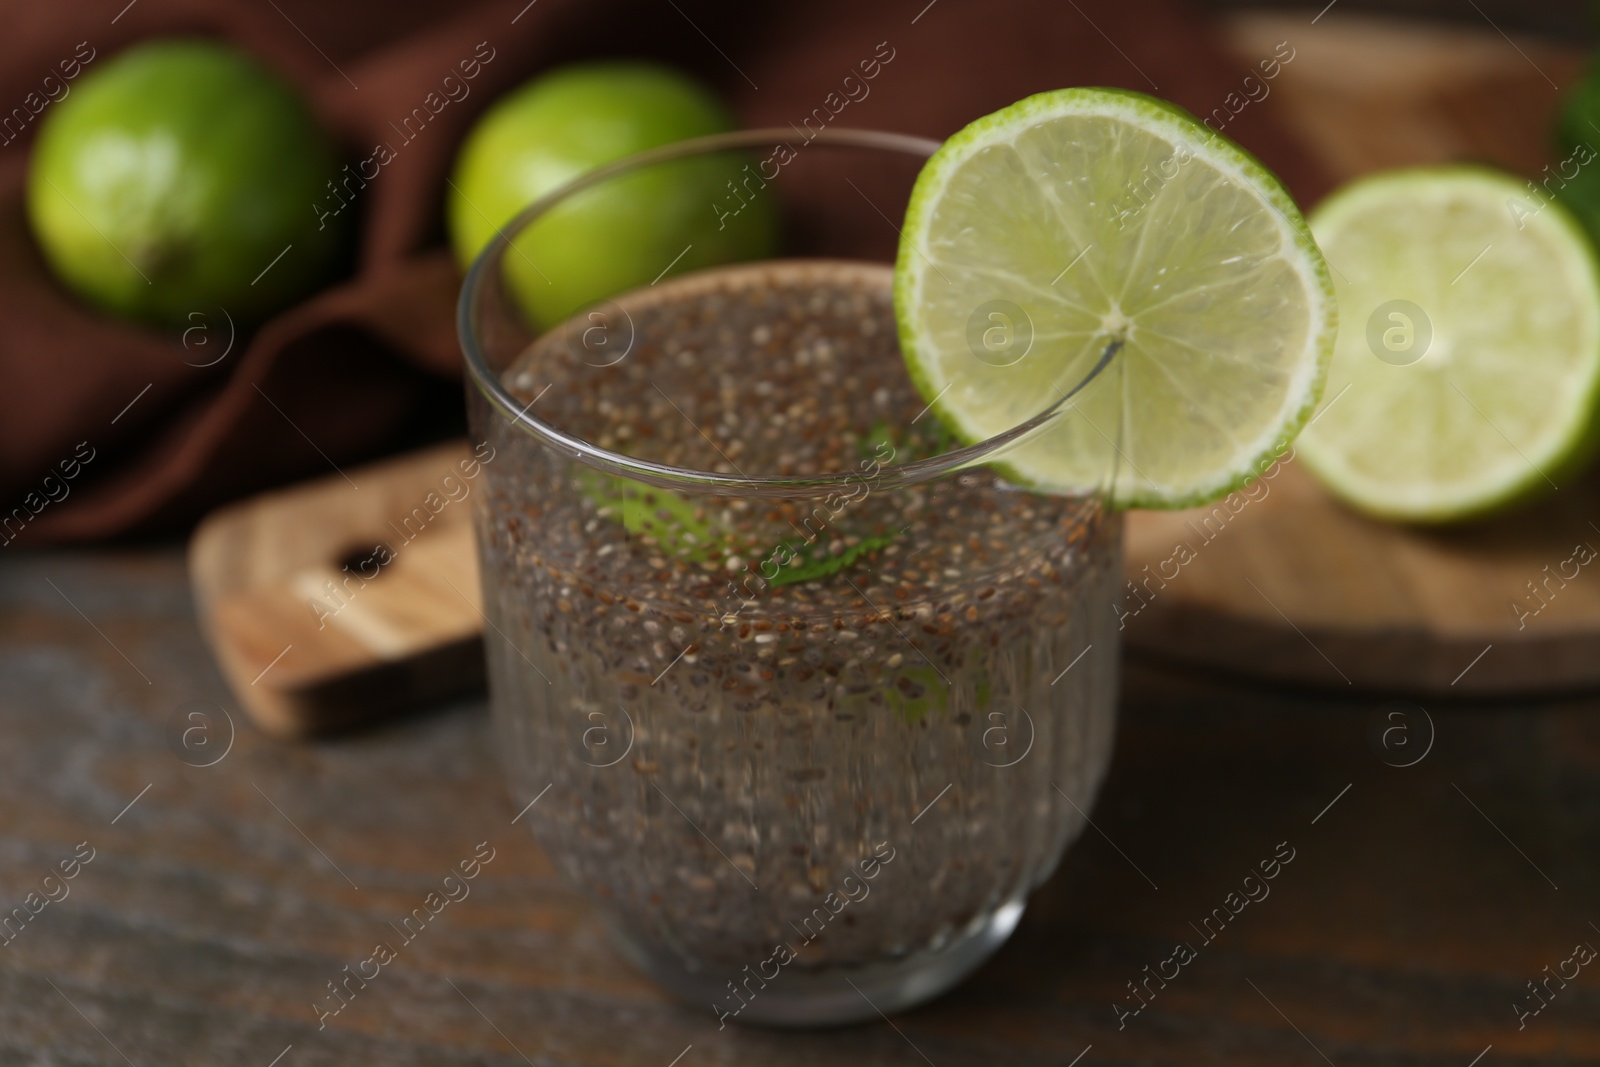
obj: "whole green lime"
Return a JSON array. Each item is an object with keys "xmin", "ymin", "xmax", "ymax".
[
  {"xmin": 447, "ymin": 62, "xmax": 777, "ymax": 329},
  {"xmin": 27, "ymin": 39, "xmax": 349, "ymax": 329}
]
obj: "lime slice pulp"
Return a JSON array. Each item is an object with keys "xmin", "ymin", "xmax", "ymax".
[
  {"xmin": 894, "ymin": 87, "xmax": 1336, "ymax": 508},
  {"xmin": 1297, "ymin": 166, "xmax": 1600, "ymax": 522}
]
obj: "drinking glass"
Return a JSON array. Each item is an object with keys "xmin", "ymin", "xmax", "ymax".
[{"xmin": 459, "ymin": 128, "xmax": 1122, "ymax": 1026}]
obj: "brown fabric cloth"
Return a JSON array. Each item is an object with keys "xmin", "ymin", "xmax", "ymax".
[{"xmin": 0, "ymin": 0, "xmax": 1330, "ymax": 544}]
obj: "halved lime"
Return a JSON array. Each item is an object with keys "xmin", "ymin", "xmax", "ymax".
[
  {"xmin": 895, "ymin": 87, "xmax": 1336, "ymax": 508},
  {"xmin": 1296, "ymin": 166, "xmax": 1600, "ymax": 522}
]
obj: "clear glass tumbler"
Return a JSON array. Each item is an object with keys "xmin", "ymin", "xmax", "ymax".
[{"xmin": 459, "ymin": 129, "xmax": 1122, "ymax": 1026}]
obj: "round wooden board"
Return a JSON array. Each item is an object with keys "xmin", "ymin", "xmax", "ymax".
[
  {"xmin": 1122, "ymin": 460, "xmax": 1600, "ymax": 696},
  {"xmin": 1121, "ymin": 14, "xmax": 1596, "ymax": 696}
]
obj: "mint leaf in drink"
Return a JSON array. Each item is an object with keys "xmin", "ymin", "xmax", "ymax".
[
  {"xmin": 580, "ymin": 471, "xmax": 902, "ymax": 589},
  {"xmin": 767, "ymin": 533, "xmax": 895, "ymax": 588},
  {"xmin": 887, "ymin": 649, "xmax": 994, "ymax": 725},
  {"xmin": 860, "ymin": 418, "xmax": 898, "ymax": 461},
  {"xmin": 888, "ymin": 664, "xmax": 947, "ymax": 724},
  {"xmin": 858, "ymin": 416, "xmax": 956, "ymax": 463},
  {"xmin": 578, "ymin": 471, "xmax": 727, "ymax": 563}
]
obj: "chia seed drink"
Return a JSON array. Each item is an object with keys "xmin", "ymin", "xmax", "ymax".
[{"xmin": 466, "ymin": 255, "xmax": 1122, "ymax": 1025}]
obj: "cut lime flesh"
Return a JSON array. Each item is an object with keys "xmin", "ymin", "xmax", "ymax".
[
  {"xmin": 1298, "ymin": 166, "xmax": 1600, "ymax": 522},
  {"xmin": 895, "ymin": 87, "xmax": 1336, "ymax": 508}
]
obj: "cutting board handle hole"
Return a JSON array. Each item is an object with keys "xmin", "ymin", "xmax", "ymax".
[{"xmin": 336, "ymin": 544, "xmax": 395, "ymax": 580}]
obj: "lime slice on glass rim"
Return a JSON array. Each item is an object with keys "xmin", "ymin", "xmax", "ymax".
[
  {"xmin": 894, "ymin": 87, "xmax": 1336, "ymax": 508},
  {"xmin": 1296, "ymin": 166, "xmax": 1600, "ymax": 522}
]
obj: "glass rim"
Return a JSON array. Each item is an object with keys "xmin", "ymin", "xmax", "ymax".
[{"xmin": 457, "ymin": 126, "xmax": 1116, "ymax": 498}]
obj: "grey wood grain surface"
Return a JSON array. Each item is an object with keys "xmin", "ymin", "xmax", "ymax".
[{"xmin": 2, "ymin": 548, "xmax": 1598, "ymax": 1065}]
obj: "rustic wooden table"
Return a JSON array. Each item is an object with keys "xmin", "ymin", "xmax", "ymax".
[
  {"xmin": 7, "ymin": 11, "xmax": 1600, "ymax": 1067},
  {"xmin": 3, "ymin": 548, "xmax": 1598, "ymax": 1066}
]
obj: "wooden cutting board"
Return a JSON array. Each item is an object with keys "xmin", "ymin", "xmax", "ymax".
[
  {"xmin": 189, "ymin": 441, "xmax": 485, "ymax": 736},
  {"xmin": 189, "ymin": 14, "xmax": 1598, "ymax": 735},
  {"xmin": 1118, "ymin": 13, "xmax": 1594, "ymax": 693}
]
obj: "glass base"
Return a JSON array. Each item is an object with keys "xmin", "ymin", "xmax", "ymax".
[{"xmin": 607, "ymin": 898, "xmax": 1027, "ymax": 1028}]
